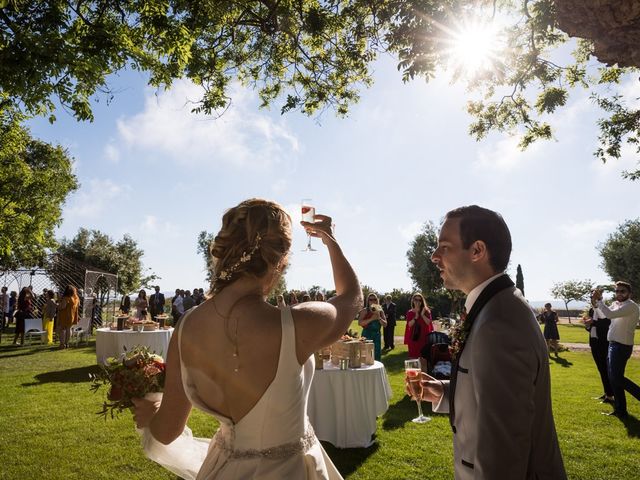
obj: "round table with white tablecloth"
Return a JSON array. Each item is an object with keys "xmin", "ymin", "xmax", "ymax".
[
  {"xmin": 307, "ymin": 360, "xmax": 392, "ymax": 448},
  {"xmin": 95, "ymin": 327, "xmax": 173, "ymax": 364}
]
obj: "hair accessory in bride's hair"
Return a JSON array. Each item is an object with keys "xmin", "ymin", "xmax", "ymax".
[{"xmin": 216, "ymin": 233, "xmax": 262, "ymax": 281}]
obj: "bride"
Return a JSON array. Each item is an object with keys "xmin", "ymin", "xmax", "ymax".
[{"xmin": 132, "ymin": 198, "xmax": 362, "ymax": 479}]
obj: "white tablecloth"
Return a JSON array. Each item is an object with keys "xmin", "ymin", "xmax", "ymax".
[
  {"xmin": 308, "ymin": 360, "xmax": 392, "ymax": 448},
  {"xmin": 95, "ymin": 328, "xmax": 173, "ymax": 364}
]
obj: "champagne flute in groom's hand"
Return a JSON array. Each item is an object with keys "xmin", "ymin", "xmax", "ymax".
[{"xmin": 405, "ymin": 359, "xmax": 431, "ymax": 424}]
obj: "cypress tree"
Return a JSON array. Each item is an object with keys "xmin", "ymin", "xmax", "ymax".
[{"xmin": 516, "ymin": 264, "xmax": 525, "ymax": 297}]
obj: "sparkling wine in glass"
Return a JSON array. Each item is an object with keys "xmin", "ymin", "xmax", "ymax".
[
  {"xmin": 301, "ymin": 199, "xmax": 317, "ymax": 251},
  {"xmin": 405, "ymin": 359, "xmax": 431, "ymax": 424}
]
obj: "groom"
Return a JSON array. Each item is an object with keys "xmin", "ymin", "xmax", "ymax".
[{"xmin": 412, "ymin": 206, "xmax": 566, "ymax": 479}]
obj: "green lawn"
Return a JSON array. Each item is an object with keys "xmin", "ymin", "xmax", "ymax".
[
  {"xmin": 347, "ymin": 320, "xmax": 640, "ymax": 346},
  {"xmin": 555, "ymin": 323, "xmax": 640, "ymax": 344},
  {"xmin": 1, "ymin": 328, "xmax": 639, "ymax": 479}
]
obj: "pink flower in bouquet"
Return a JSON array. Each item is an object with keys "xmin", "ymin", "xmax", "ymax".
[{"xmin": 90, "ymin": 346, "xmax": 166, "ymax": 419}]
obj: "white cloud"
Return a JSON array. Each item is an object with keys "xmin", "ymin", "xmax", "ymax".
[
  {"xmin": 139, "ymin": 215, "xmax": 180, "ymax": 238},
  {"xmin": 620, "ymin": 76, "xmax": 640, "ymax": 110},
  {"xmin": 398, "ymin": 221, "xmax": 423, "ymax": 241},
  {"xmin": 474, "ymin": 134, "xmax": 543, "ymax": 171},
  {"xmin": 113, "ymin": 80, "xmax": 299, "ymax": 169},
  {"xmin": 589, "ymin": 141, "xmax": 640, "ymax": 177},
  {"xmin": 558, "ymin": 219, "xmax": 616, "ymax": 241},
  {"xmin": 103, "ymin": 142, "xmax": 121, "ymax": 163},
  {"xmin": 66, "ymin": 179, "xmax": 130, "ymax": 218},
  {"xmin": 271, "ymin": 179, "xmax": 288, "ymax": 194}
]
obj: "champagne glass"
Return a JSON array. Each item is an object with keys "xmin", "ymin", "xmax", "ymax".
[
  {"xmin": 301, "ymin": 199, "xmax": 317, "ymax": 252},
  {"xmin": 405, "ymin": 359, "xmax": 431, "ymax": 424}
]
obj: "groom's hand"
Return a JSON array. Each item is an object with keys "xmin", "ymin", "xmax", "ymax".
[
  {"xmin": 405, "ymin": 371, "xmax": 444, "ymax": 403},
  {"xmin": 419, "ymin": 372, "xmax": 444, "ymax": 403}
]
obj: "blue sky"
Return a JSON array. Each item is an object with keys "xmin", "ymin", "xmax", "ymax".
[{"xmin": 27, "ymin": 55, "xmax": 640, "ymax": 302}]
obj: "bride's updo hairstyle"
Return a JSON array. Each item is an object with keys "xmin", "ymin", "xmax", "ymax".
[{"xmin": 209, "ymin": 199, "xmax": 292, "ymax": 295}]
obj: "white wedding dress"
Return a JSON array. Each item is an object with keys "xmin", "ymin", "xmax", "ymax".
[{"xmin": 138, "ymin": 307, "xmax": 343, "ymax": 480}]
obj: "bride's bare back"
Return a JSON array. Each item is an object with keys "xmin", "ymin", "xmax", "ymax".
[{"xmin": 179, "ymin": 296, "xmax": 283, "ymax": 424}]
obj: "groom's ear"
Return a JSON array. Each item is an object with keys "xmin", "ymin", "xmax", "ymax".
[{"xmin": 469, "ymin": 240, "xmax": 489, "ymax": 263}]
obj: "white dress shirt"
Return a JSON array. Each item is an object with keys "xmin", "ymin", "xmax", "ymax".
[
  {"xmin": 598, "ymin": 299, "xmax": 640, "ymax": 346},
  {"xmin": 465, "ymin": 273, "xmax": 505, "ymax": 313}
]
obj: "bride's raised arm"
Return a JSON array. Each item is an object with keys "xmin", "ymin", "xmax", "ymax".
[{"xmin": 292, "ymin": 213, "xmax": 362, "ymax": 363}]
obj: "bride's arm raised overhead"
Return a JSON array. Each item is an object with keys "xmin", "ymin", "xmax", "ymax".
[{"xmin": 293, "ymin": 213, "xmax": 363, "ymax": 364}]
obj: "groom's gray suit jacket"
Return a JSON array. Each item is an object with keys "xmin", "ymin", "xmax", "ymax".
[{"xmin": 435, "ymin": 281, "xmax": 567, "ymax": 480}]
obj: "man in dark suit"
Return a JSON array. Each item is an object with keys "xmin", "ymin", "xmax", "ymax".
[
  {"xmin": 382, "ymin": 295, "xmax": 397, "ymax": 350},
  {"xmin": 149, "ymin": 286, "xmax": 165, "ymax": 319},
  {"xmin": 409, "ymin": 205, "xmax": 566, "ymax": 480}
]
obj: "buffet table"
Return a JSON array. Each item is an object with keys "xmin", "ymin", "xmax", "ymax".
[
  {"xmin": 308, "ymin": 360, "xmax": 392, "ymax": 448},
  {"xmin": 95, "ymin": 327, "xmax": 174, "ymax": 365}
]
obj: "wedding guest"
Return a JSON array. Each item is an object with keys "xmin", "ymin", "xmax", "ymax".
[
  {"xmin": 132, "ymin": 198, "xmax": 361, "ymax": 479},
  {"xmin": 120, "ymin": 295, "xmax": 131, "ymax": 315},
  {"xmin": 171, "ymin": 289, "xmax": 184, "ymax": 325},
  {"xmin": 592, "ymin": 281, "xmax": 640, "ymax": 419},
  {"xmin": 8, "ymin": 290, "xmax": 17, "ymax": 324},
  {"xmin": 289, "ymin": 292, "xmax": 299, "ymax": 305},
  {"xmin": 382, "ymin": 295, "xmax": 397, "ymax": 351},
  {"xmin": 404, "ymin": 293, "xmax": 433, "ymax": 359},
  {"xmin": 540, "ymin": 303, "xmax": 560, "ymax": 356},
  {"xmin": 0, "ymin": 286, "xmax": 9, "ymax": 331},
  {"xmin": 276, "ymin": 294, "xmax": 287, "ymax": 309},
  {"xmin": 43, "ymin": 290, "xmax": 57, "ymax": 344},
  {"xmin": 149, "ymin": 286, "xmax": 166, "ymax": 318},
  {"xmin": 315, "ymin": 291, "xmax": 325, "ymax": 301},
  {"xmin": 411, "ymin": 205, "xmax": 566, "ymax": 479},
  {"xmin": 57, "ymin": 285, "xmax": 79, "ymax": 349},
  {"xmin": 583, "ymin": 305, "xmax": 613, "ymax": 404},
  {"xmin": 13, "ymin": 287, "xmax": 33, "ymax": 346},
  {"xmin": 302, "ymin": 293, "xmax": 311, "ymax": 302},
  {"xmin": 358, "ymin": 293, "xmax": 387, "ymax": 361},
  {"xmin": 91, "ymin": 297, "xmax": 103, "ymax": 333},
  {"xmin": 182, "ymin": 290, "xmax": 195, "ymax": 312},
  {"xmin": 135, "ymin": 290, "xmax": 149, "ymax": 320},
  {"xmin": 192, "ymin": 287, "xmax": 203, "ymax": 305},
  {"xmin": 35, "ymin": 288, "xmax": 48, "ymax": 317}
]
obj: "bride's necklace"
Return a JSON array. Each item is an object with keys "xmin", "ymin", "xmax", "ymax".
[{"xmin": 212, "ymin": 293, "xmax": 263, "ymax": 373}]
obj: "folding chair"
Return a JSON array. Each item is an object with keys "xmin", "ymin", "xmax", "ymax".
[
  {"xmin": 70, "ymin": 317, "xmax": 91, "ymax": 346},
  {"xmin": 24, "ymin": 318, "xmax": 47, "ymax": 345}
]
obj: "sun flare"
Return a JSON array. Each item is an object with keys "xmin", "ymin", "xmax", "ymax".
[{"xmin": 448, "ymin": 20, "xmax": 501, "ymax": 76}]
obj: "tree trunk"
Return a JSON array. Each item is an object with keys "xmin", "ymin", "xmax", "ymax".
[
  {"xmin": 564, "ymin": 300, "xmax": 572, "ymax": 323},
  {"xmin": 555, "ymin": 0, "xmax": 640, "ymax": 68}
]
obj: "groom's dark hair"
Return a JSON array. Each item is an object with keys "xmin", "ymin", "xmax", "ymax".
[{"xmin": 445, "ymin": 205, "xmax": 512, "ymax": 273}]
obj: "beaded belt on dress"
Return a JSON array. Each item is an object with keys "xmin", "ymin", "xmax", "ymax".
[{"xmin": 213, "ymin": 424, "xmax": 317, "ymax": 460}]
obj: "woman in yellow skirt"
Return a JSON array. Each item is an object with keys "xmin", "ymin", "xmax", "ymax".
[
  {"xmin": 42, "ymin": 290, "xmax": 57, "ymax": 344},
  {"xmin": 57, "ymin": 285, "xmax": 79, "ymax": 349}
]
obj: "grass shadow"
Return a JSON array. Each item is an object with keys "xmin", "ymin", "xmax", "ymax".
[
  {"xmin": 621, "ymin": 414, "xmax": 640, "ymax": 439},
  {"xmin": 382, "ymin": 395, "xmax": 440, "ymax": 431},
  {"xmin": 0, "ymin": 343, "xmax": 60, "ymax": 359},
  {"xmin": 381, "ymin": 348, "xmax": 408, "ymax": 375},
  {"xmin": 322, "ymin": 441, "xmax": 379, "ymax": 477},
  {"xmin": 550, "ymin": 355, "xmax": 573, "ymax": 368},
  {"xmin": 22, "ymin": 365, "xmax": 101, "ymax": 386}
]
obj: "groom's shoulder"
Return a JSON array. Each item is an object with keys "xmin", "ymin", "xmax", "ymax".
[{"xmin": 482, "ymin": 287, "xmax": 536, "ymax": 322}]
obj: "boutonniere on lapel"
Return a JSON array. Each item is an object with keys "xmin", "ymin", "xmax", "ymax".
[{"xmin": 449, "ymin": 309, "xmax": 470, "ymax": 360}]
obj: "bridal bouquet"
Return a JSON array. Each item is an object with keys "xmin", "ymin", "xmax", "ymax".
[
  {"xmin": 90, "ymin": 346, "xmax": 166, "ymax": 419},
  {"xmin": 369, "ymin": 304, "xmax": 383, "ymax": 313}
]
